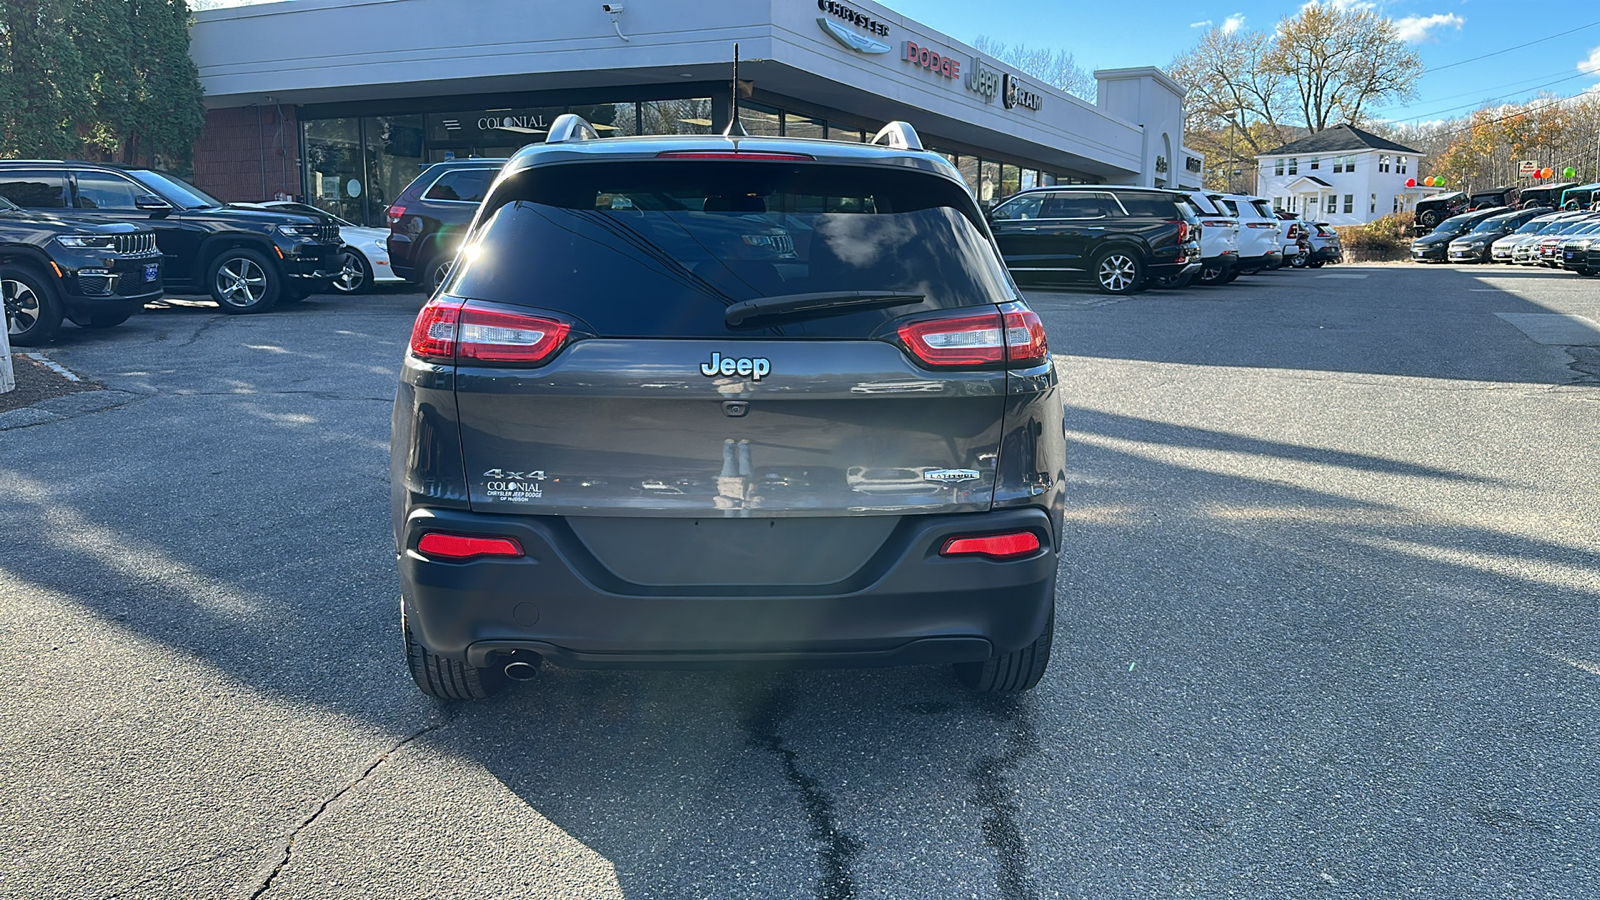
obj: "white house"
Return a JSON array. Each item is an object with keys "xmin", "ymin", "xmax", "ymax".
[{"xmin": 1254, "ymin": 124, "xmax": 1429, "ymax": 226}]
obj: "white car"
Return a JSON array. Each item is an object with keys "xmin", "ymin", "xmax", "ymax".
[
  {"xmin": 1207, "ymin": 193, "xmax": 1283, "ymax": 274},
  {"xmin": 1184, "ymin": 191, "xmax": 1240, "ymax": 285},
  {"xmin": 256, "ymin": 201, "xmax": 402, "ymax": 294}
]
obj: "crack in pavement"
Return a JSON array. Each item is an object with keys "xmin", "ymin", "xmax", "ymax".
[
  {"xmin": 744, "ymin": 684, "xmax": 860, "ymax": 900},
  {"xmin": 246, "ymin": 710, "xmax": 453, "ymax": 899},
  {"xmin": 969, "ymin": 695, "xmax": 1042, "ymax": 900}
]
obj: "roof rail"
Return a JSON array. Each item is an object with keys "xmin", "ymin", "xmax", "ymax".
[
  {"xmin": 869, "ymin": 122, "xmax": 924, "ymax": 152},
  {"xmin": 546, "ymin": 113, "xmax": 600, "ymax": 145}
]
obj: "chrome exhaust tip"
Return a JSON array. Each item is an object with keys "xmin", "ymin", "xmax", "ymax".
[{"xmin": 504, "ymin": 660, "xmax": 539, "ymax": 682}]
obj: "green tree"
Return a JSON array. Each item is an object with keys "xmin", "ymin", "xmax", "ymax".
[
  {"xmin": 0, "ymin": 0, "xmax": 92, "ymax": 158},
  {"xmin": 121, "ymin": 0, "xmax": 206, "ymax": 167}
]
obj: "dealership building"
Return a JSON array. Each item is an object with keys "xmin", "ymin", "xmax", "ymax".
[{"xmin": 188, "ymin": 0, "xmax": 1202, "ymax": 226}]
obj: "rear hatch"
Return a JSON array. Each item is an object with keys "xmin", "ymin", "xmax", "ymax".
[{"xmin": 416, "ymin": 158, "xmax": 1037, "ymax": 581}]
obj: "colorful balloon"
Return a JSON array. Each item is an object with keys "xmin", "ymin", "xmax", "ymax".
[
  {"xmin": 1435, "ymin": 176, "xmax": 1447, "ymax": 186},
  {"xmin": 1406, "ymin": 178, "xmax": 1417, "ymax": 188},
  {"xmin": 1424, "ymin": 176, "xmax": 1435, "ymax": 187},
  {"xmin": 1542, "ymin": 168, "xmax": 1554, "ymax": 178},
  {"xmin": 1565, "ymin": 167, "xmax": 1578, "ymax": 178}
]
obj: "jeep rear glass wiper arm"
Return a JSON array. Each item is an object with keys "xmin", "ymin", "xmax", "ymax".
[{"xmin": 724, "ymin": 291, "xmax": 925, "ymax": 326}]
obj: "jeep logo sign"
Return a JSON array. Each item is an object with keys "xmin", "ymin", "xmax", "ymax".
[
  {"xmin": 966, "ymin": 57, "xmax": 1000, "ymax": 102},
  {"xmin": 701, "ymin": 352, "xmax": 772, "ymax": 381}
]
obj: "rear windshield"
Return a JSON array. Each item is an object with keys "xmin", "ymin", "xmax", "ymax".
[
  {"xmin": 423, "ymin": 168, "xmax": 497, "ymax": 203},
  {"xmin": 448, "ymin": 161, "xmax": 1015, "ymax": 339}
]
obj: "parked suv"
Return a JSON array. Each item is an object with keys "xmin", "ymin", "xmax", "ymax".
[
  {"xmin": 1413, "ymin": 191, "xmax": 1466, "ymax": 232},
  {"xmin": 0, "ymin": 163, "xmax": 339, "ymax": 313},
  {"xmin": 1518, "ymin": 183, "xmax": 1577, "ymax": 210},
  {"xmin": 0, "ymin": 194, "xmax": 162, "ymax": 345},
  {"xmin": 1210, "ymin": 194, "xmax": 1283, "ymax": 273},
  {"xmin": 1468, "ymin": 186, "xmax": 1518, "ymax": 211},
  {"xmin": 386, "ymin": 159, "xmax": 506, "ymax": 291},
  {"xmin": 988, "ymin": 185, "xmax": 1200, "ymax": 293},
  {"xmin": 393, "ymin": 118, "xmax": 1064, "ymax": 699},
  {"xmin": 1410, "ymin": 207, "xmax": 1507, "ymax": 262}
]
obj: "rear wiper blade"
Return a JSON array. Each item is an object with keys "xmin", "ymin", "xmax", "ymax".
[{"xmin": 724, "ymin": 291, "xmax": 925, "ymax": 326}]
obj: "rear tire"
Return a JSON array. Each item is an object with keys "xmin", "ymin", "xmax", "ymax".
[
  {"xmin": 426, "ymin": 256, "xmax": 454, "ymax": 294},
  {"xmin": 1196, "ymin": 261, "xmax": 1229, "ymax": 285},
  {"xmin": 2, "ymin": 264, "xmax": 64, "ymax": 346},
  {"xmin": 955, "ymin": 603, "xmax": 1054, "ymax": 694},
  {"xmin": 1419, "ymin": 210, "xmax": 1441, "ymax": 229},
  {"xmin": 331, "ymin": 249, "xmax": 372, "ymax": 294},
  {"xmin": 402, "ymin": 598, "xmax": 506, "ymax": 700},
  {"xmin": 1092, "ymin": 249, "xmax": 1143, "ymax": 294}
]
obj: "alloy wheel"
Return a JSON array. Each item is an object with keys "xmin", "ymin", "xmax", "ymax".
[
  {"xmin": 3, "ymin": 277, "xmax": 41, "ymax": 335},
  {"xmin": 215, "ymin": 257, "xmax": 267, "ymax": 308},
  {"xmin": 429, "ymin": 258, "xmax": 453, "ymax": 293},
  {"xmin": 333, "ymin": 251, "xmax": 366, "ymax": 293},
  {"xmin": 1097, "ymin": 254, "xmax": 1137, "ymax": 292}
]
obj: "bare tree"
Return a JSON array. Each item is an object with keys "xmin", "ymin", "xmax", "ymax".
[
  {"xmin": 1265, "ymin": 3, "xmax": 1422, "ymax": 132},
  {"xmin": 1168, "ymin": 26, "xmax": 1295, "ymax": 191},
  {"xmin": 971, "ymin": 35, "xmax": 1094, "ymax": 101}
]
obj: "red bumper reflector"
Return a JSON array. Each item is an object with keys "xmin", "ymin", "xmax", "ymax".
[
  {"xmin": 940, "ymin": 531, "xmax": 1041, "ymax": 559},
  {"xmin": 418, "ymin": 533, "xmax": 523, "ymax": 560}
]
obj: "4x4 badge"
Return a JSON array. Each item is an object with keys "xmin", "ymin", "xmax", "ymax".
[{"xmin": 924, "ymin": 468, "xmax": 980, "ymax": 484}]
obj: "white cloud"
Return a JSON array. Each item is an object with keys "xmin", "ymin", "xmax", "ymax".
[
  {"xmin": 1393, "ymin": 13, "xmax": 1464, "ymax": 42},
  {"xmin": 1222, "ymin": 13, "xmax": 1246, "ymax": 33},
  {"xmin": 1190, "ymin": 19, "xmax": 1213, "ymax": 28},
  {"xmin": 1580, "ymin": 45, "xmax": 1600, "ymax": 76},
  {"xmin": 1301, "ymin": 0, "xmax": 1379, "ymax": 12}
]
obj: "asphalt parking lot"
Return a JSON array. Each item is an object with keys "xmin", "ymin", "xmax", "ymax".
[{"xmin": 2, "ymin": 265, "xmax": 1598, "ymax": 899}]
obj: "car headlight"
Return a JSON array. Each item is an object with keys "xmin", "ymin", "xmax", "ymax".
[
  {"xmin": 276, "ymin": 224, "xmax": 319, "ymax": 238},
  {"xmin": 55, "ymin": 234, "xmax": 119, "ymax": 249},
  {"xmin": 372, "ymin": 238, "xmax": 387, "ymax": 249}
]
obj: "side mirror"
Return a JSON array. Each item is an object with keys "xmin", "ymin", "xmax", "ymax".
[{"xmin": 135, "ymin": 194, "xmax": 172, "ymax": 212}]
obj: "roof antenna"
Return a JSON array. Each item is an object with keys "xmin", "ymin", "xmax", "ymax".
[{"xmin": 724, "ymin": 43, "xmax": 748, "ymax": 138}]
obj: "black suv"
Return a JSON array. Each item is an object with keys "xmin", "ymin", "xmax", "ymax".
[
  {"xmin": 386, "ymin": 159, "xmax": 505, "ymax": 290},
  {"xmin": 0, "ymin": 163, "xmax": 340, "ymax": 313},
  {"xmin": 1413, "ymin": 191, "xmax": 1466, "ymax": 232},
  {"xmin": 1, "ymin": 194, "xmax": 163, "ymax": 345},
  {"xmin": 392, "ymin": 118, "xmax": 1064, "ymax": 699},
  {"xmin": 987, "ymin": 185, "xmax": 1200, "ymax": 293},
  {"xmin": 1411, "ymin": 206, "xmax": 1508, "ymax": 262}
]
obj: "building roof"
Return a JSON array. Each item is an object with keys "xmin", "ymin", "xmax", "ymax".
[
  {"xmin": 1260, "ymin": 124, "xmax": 1422, "ymax": 157},
  {"xmin": 1287, "ymin": 175, "xmax": 1333, "ymax": 189}
]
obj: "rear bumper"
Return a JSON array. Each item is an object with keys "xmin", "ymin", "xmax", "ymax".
[{"xmin": 400, "ymin": 506, "xmax": 1058, "ymax": 669}]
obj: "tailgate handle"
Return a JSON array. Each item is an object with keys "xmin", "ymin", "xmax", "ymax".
[{"xmin": 722, "ymin": 401, "xmax": 749, "ymax": 417}]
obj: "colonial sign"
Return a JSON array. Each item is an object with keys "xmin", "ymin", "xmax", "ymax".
[
  {"xmin": 1002, "ymin": 74, "xmax": 1042, "ymax": 111},
  {"xmin": 1518, "ymin": 160, "xmax": 1538, "ymax": 177},
  {"xmin": 903, "ymin": 40, "xmax": 960, "ymax": 79}
]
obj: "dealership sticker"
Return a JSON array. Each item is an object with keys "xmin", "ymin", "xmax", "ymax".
[{"xmin": 483, "ymin": 467, "xmax": 546, "ymax": 502}]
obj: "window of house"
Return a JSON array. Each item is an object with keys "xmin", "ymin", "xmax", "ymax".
[
  {"xmin": 1370, "ymin": 193, "xmax": 1377, "ymax": 214},
  {"xmin": 1288, "ymin": 158, "xmax": 1298, "ymax": 175},
  {"xmin": 1310, "ymin": 157, "xmax": 1320, "ymax": 170},
  {"xmin": 1275, "ymin": 159, "xmax": 1284, "ymax": 177},
  {"xmin": 1379, "ymin": 155, "xmax": 1390, "ymax": 173},
  {"xmin": 1343, "ymin": 194, "xmax": 1354, "ymax": 214},
  {"xmin": 1398, "ymin": 156, "xmax": 1408, "ymax": 174},
  {"xmin": 1345, "ymin": 156, "xmax": 1356, "ymax": 173}
]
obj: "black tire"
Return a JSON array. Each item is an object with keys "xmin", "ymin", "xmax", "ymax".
[
  {"xmin": 2, "ymin": 264, "xmax": 64, "ymax": 346},
  {"xmin": 1576, "ymin": 268, "xmax": 1596, "ymax": 277},
  {"xmin": 207, "ymin": 247, "xmax": 280, "ymax": 314},
  {"xmin": 1092, "ymin": 248, "xmax": 1143, "ymax": 294},
  {"xmin": 402, "ymin": 599, "xmax": 506, "ymax": 700},
  {"xmin": 426, "ymin": 256, "xmax": 454, "ymax": 294},
  {"xmin": 1289, "ymin": 250, "xmax": 1310, "ymax": 268},
  {"xmin": 1196, "ymin": 260, "xmax": 1228, "ymax": 285},
  {"xmin": 1222, "ymin": 266, "xmax": 1241, "ymax": 283},
  {"xmin": 79, "ymin": 311, "xmax": 133, "ymax": 329},
  {"xmin": 954, "ymin": 603, "xmax": 1054, "ymax": 694},
  {"xmin": 331, "ymin": 249, "xmax": 372, "ymax": 295},
  {"xmin": 1419, "ymin": 210, "xmax": 1441, "ymax": 229}
]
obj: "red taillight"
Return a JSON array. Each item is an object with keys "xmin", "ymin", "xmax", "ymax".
[
  {"xmin": 898, "ymin": 311, "xmax": 1005, "ymax": 367},
  {"xmin": 418, "ymin": 532, "xmax": 523, "ymax": 560},
  {"xmin": 1170, "ymin": 220, "xmax": 1189, "ymax": 243},
  {"xmin": 386, "ymin": 205, "xmax": 406, "ymax": 225},
  {"xmin": 940, "ymin": 531, "xmax": 1041, "ymax": 559},
  {"xmin": 655, "ymin": 150, "xmax": 816, "ymax": 161},
  {"xmin": 409, "ymin": 298, "xmax": 572, "ymax": 366},
  {"xmin": 409, "ymin": 296, "xmax": 463, "ymax": 362},
  {"xmin": 1003, "ymin": 307, "xmax": 1049, "ymax": 365}
]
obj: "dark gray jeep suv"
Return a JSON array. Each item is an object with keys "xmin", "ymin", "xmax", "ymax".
[{"xmin": 392, "ymin": 116, "xmax": 1066, "ymax": 699}]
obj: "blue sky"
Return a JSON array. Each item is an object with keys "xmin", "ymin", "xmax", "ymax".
[{"xmin": 888, "ymin": 0, "xmax": 1600, "ymax": 124}]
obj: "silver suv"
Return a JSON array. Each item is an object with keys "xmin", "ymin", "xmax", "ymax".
[{"xmin": 392, "ymin": 116, "xmax": 1066, "ymax": 699}]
